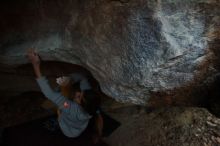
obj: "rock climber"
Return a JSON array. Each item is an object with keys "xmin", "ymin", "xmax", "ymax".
[{"xmin": 27, "ymin": 48, "xmax": 103, "ymax": 144}]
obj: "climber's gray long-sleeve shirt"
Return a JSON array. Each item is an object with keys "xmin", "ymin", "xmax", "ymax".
[{"xmin": 36, "ymin": 73, "xmax": 92, "ymax": 137}]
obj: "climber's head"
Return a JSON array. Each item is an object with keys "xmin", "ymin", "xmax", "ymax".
[
  {"xmin": 70, "ymin": 82, "xmax": 84, "ymax": 104},
  {"xmin": 70, "ymin": 82, "xmax": 100, "ymax": 115}
]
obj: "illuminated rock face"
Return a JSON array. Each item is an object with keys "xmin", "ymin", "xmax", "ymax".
[{"xmin": 0, "ymin": 0, "xmax": 219, "ymax": 104}]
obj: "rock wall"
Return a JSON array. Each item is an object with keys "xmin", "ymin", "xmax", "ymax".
[
  {"xmin": 0, "ymin": 0, "xmax": 219, "ymax": 104},
  {"xmin": 106, "ymin": 107, "xmax": 220, "ymax": 146}
]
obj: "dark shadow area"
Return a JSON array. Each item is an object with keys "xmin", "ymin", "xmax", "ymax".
[
  {"xmin": 205, "ymin": 75, "xmax": 220, "ymax": 118},
  {"xmin": 0, "ymin": 91, "xmax": 49, "ymax": 128}
]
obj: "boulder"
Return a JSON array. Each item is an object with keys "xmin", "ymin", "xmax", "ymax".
[{"xmin": 0, "ymin": 0, "xmax": 220, "ymax": 104}]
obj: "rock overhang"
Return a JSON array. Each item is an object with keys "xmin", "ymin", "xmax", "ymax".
[{"xmin": 0, "ymin": 0, "xmax": 219, "ymax": 104}]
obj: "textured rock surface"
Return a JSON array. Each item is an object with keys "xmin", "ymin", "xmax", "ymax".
[
  {"xmin": 106, "ymin": 107, "xmax": 220, "ymax": 146},
  {"xmin": 0, "ymin": 0, "xmax": 220, "ymax": 104}
]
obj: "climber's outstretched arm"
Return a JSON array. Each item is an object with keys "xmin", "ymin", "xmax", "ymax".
[{"xmin": 26, "ymin": 48, "xmax": 73, "ymax": 111}]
